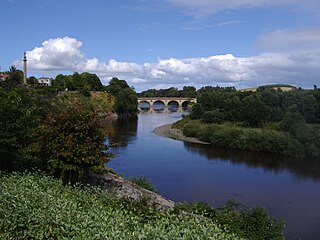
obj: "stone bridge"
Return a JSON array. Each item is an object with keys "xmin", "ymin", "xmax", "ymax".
[{"xmin": 137, "ymin": 97, "xmax": 197, "ymax": 112}]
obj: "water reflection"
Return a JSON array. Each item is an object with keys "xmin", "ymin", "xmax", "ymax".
[
  {"xmin": 101, "ymin": 116, "xmax": 138, "ymax": 147},
  {"xmin": 183, "ymin": 142, "xmax": 320, "ymax": 180}
]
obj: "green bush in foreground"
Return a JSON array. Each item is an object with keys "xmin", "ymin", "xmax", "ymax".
[
  {"xmin": 0, "ymin": 172, "xmax": 242, "ymax": 240},
  {"xmin": 175, "ymin": 201, "xmax": 284, "ymax": 240}
]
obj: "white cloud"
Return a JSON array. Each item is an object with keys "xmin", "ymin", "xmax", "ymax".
[
  {"xmin": 25, "ymin": 37, "xmax": 97, "ymax": 71},
  {"xmin": 216, "ymin": 20, "xmax": 243, "ymax": 27},
  {"xmin": 19, "ymin": 36, "xmax": 320, "ymax": 90},
  {"xmin": 168, "ymin": 0, "xmax": 318, "ymax": 17},
  {"xmin": 258, "ymin": 28, "xmax": 320, "ymax": 52}
]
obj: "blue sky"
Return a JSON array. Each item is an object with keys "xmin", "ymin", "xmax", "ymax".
[{"xmin": 1, "ymin": 0, "xmax": 320, "ymax": 91}]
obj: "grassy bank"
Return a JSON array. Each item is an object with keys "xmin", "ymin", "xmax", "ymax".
[
  {"xmin": 0, "ymin": 172, "xmax": 243, "ymax": 240},
  {"xmin": 52, "ymin": 91, "xmax": 114, "ymax": 114},
  {"xmin": 173, "ymin": 117, "xmax": 320, "ymax": 158}
]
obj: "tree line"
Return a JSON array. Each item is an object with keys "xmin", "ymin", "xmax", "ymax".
[
  {"xmin": 137, "ymin": 86, "xmax": 237, "ymax": 98},
  {"xmin": 176, "ymin": 87, "xmax": 320, "ymax": 158}
]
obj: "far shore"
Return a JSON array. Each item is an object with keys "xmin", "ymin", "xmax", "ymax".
[{"xmin": 153, "ymin": 124, "xmax": 209, "ymax": 145}]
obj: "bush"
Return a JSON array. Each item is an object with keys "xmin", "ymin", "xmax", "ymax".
[
  {"xmin": 128, "ymin": 176, "xmax": 158, "ymax": 193},
  {"xmin": 189, "ymin": 103, "xmax": 204, "ymax": 119},
  {"xmin": 178, "ymin": 119, "xmax": 307, "ymax": 157},
  {"xmin": 0, "ymin": 172, "xmax": 242, "ymax": 240},
  {"xmin": 79, "ymin": 86, "xmax": 91, "ymax": 97},
  {"xmin": 183, "ymin": 122, "xmax": 202, "ymax": 137},
  {"xmin": 0, "ymin": 86, "xmax": 43, "ymax": 171},
  {"xmin": 202, "ymin": 110, "xmax": 224, "ymax": 124},
  {"xmin": 37, "ymin": 101, "xmax": 113, "ymax": 182},
  {"xmin": 175, "ymin": 200, "xmax": 285, "ymax": 240}
]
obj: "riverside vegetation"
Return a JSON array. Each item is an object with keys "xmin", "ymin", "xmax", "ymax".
[
  {"xmin": 173, "ymin": 86, "xmax": 320, "ymax": 159},
  {"xmin": 0, "ymin": 68, "xmax": 285, "ymax": 239},
  {"xmin": 0, "ymin": 172, "xmax": 243, "ymax": 239}
]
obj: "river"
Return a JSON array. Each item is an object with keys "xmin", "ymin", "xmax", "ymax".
[{"xmin": 104, "ymin": 111, "xmax": 320, "ymax": 240}]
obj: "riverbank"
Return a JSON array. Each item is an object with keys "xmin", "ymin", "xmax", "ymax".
[{"xmin": 153, "ymin": 123, "xmax": 209, "ymax": 144}]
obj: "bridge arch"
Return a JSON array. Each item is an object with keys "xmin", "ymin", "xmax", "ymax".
[
  {"xmin": 182, "ymin": 101, "xmax": 190, "ymax": 108},
  {"xmin": 138, "ymin": 101, "xmax": 151, "ymax": 110},
  {"xmin": 153, "ymin": 100, "xmax": 165, "ymax": 110},
  {"xmin": 168, "ymin": 100, "xmax": 179, "ymax": 111}
]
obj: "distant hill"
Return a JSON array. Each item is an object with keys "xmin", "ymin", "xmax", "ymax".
[{"xmin": 240, "ymin": 84, "xmax": 297, "ymax": 92}]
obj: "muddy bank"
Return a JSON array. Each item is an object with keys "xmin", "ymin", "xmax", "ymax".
[{"xmin": 154, "ymin": 124, "xmax": 209, "ymax": 145}]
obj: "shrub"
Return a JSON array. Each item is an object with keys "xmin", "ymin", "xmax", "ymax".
[
  {"xmin": 189, "ymin": 103, "xmax": 204, "ymax": 119},
  {"xmin": 0, "ymin": 172, "xmax": 242, "ymax": 240},
  {"xmin": 175, "ymin": 200, "xmax": 285, "ymax": 240},
  {"xmin": 37, "ymin": 101, "xmax": 113, "ymax": 183},
  {"xmin": 79, "ymin": 86, "xmax": 91, "ymax": 97},
  {"xmin": 178, "ymin": 119, "xmax": 307, "ymax": 157},
  {"xmin": 202, "ymin": 110, "xmax": 224, "ymax": 124},
  {"xmin": 183, "ymin": 122, "xmax": 202, "ymax": 137},
  {"xmin": 0, "ymin": 87, "xmax": 43, "ymax": 171},
  {"xmin": 128, "ymin": 176, "xmax": 158, "ymax": 193}
]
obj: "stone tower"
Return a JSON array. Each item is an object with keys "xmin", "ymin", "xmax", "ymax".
[{"xmin": 23, "ymin": 52, "xmax": 27, "ymax": 84}]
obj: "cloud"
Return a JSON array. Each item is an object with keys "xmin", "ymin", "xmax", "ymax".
[
  {"xmin": 167, "ymin": 0, "xmax": 318, "ymax": 17},
  {"xmin": 216, "ymin": 20, "xmax": 243, "ymax": 27},
  {"xmin": 25, "ymin": 37, "xmax": 99, "ymax": 71},
  {"xmin": 258, "ymin": 28, "xmax": 320, "ymax": 52},
  {"xmin": 19, "ymin": 36, "xmax": 320, "ymax": 90}
]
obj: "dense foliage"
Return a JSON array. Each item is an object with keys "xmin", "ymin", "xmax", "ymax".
[
  {"xmin": 0, "ymin": 79, "xmax": 114, "ymax": 182},
  {"xmin": 35, "ymin": 101, "xmax": 113, "ymax": 182},
  {"xmin": 180, "ymin": 88, "xmax": 320, "ymax": 158},
  {"xmin": 0, "ymin": 86, "xmax": 44, "ymax": 171},
  {"xmin": 52, "ymin": 72, "xmax": 103, "ymax": 91},
  {"xmin": 175, "ymin": 201, "xmax": 284, "ymax": 240},
  {"xmin": 105, "ymin": 77, "xmax": 138, "ymax": 116},
  {"xmin": 175, "ymin": 117, "xmax": 319, "ymax": 158},
  {"xmin": 0, "ymin": 172, "xmax": 243, "ymax": 240},
  {"xmin": 195, "ymin": 89, "xmax": 320, "ymax": 125}
]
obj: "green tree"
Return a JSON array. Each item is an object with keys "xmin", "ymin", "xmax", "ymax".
[
  {"xmin": 0, "ymin": 87, "xmax": 41, "ymax": 171},
  {"xmin": 202, "ymin": 110, "xmax": 224, "ymax": 124},
  {"xmin": 27, "ymin": 76, "xmax": 38, "ymax": 85},
  {"xmin": 72, "ymin": 72, "xmax": 84, "ymax": 90},
  {"xmin": 0, "ymin": 66, "xmax": 23, "ymax": 89},
  {"xmin": 280, "ymin": 111, "xmax": 306, "ymax": 136},
  {"xmin": 114, "ymin": 88, "xmax": 138, "ymax": 116},
  {"xmin": 40, "ymin": 102, "xmax": 113, "ymax": 182},
  {"xmin": 189, "ymin": 103, "xmax": 204, "ymax": 119},
  {"xmin": 241, "ymin": 94, "xmax": 270, "ymax": 127},
  {"xmin": 105, "ymin": 77, "xmax": 138, "ymax": 116},
  {"xmin": 182, "ymin": 86, "xmax": 197, "ymax": 98},
  {"xmin": 80, "ymin": 72, "xmax": 103, "ymax": 91},
  {"xmin": 106, "ymin": 77, "xmax": 130, "ymax": 95}
]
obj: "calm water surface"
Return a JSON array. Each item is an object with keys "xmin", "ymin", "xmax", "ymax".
[{"xmin": 105, "ymin": 112, "xmax": 320, "ymax": 240}]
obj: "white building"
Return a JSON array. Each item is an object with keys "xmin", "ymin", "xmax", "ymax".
[{"xmin": 38, "ymin": 77, "xmax": 52, "ymax": 86}]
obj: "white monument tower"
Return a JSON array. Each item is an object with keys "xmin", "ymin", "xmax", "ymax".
[{"xmin": 23, "ymin": 52, "xmax": 27, "ymax": 84}]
